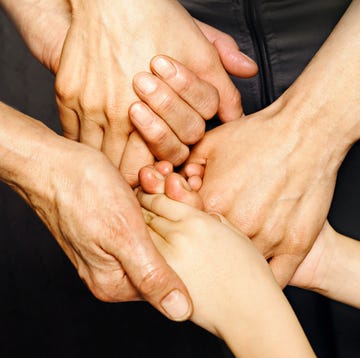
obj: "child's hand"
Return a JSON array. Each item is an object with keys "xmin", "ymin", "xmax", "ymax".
[
  {"xmin": 137, "ymin": 166, "xmax": 314, "ymax": 357},
  {"xmin": 137, "ymin": 166, "xmax": 278, "ymax": 336}
]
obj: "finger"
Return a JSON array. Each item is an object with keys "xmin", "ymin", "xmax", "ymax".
[
  {"xmin": 183, "ymin": 163, "xmax": 205, "ymax": 179},
  {"xmin": 129, "ymin": 102, "xmax": 189, "ymax": 166},
  {"xmin": 137, "ymin": 191, "xmax": 194, "ymax": 222},
  {"xmin": 145, "ymin": 219, "xmax": 170, "ymax": 251},
  {"xmin": 269, "ymin": 254, "xmax": 302, "ymax": 288},
  {"xmin": 141, "ymin": 207, "xmax": 176, "ymax": 243},
  {"xmin": 213, "ymin": 38, "xmax": 258, "ymax": 78},
  {"xmin": 208, "ymin": 70, "xmax": 243, "ymax": 122},
  {"xmin": 154, "ymin": 161, "xmax": 174, "ymax": 176},
  {"xmin": 79, "ymin": 117, "xmax": 104, "ymax": 150},
  {"xmin": 151, "ymin": 55, "xmax": 220, "ymax": 120},
  {"xmin": 56, "ymin": 99, "xmax": 80, "ymax": 141},
  {"xmin": 114, "ymin": 219, "xmax": 193, "ymax": 321},
  {"xmin": 194, "ymin": 19, "xmax": 258, "ymax": 78},
  {"xmin": 138, "ymin": 166, "xmax": 166, "ymax": 194},
  {"xmin": 164, "ymin": 172, "xmax": 203, "ymax": 210},
  {"xmin": 120, "ymin": 131, "xmax": 154, "ymax": 187},
  {"xmin": 133, "ymin": 72, "xmax": 205, "ymax": 145},
  {"xmin": 187, "ymin": 176, "xmax": 203, "ymax": 192}
]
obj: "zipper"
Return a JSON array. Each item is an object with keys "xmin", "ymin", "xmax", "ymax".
[{"xmin": 243, "ymin": 0, "xmax": 274, "ymax": 107}]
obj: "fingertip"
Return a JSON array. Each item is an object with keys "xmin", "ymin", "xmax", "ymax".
[
  {"xmin": 188, "ymin": 176, "xmax": 202, "ymax": 192},
  {"xmin": 138, "ymin": 166, "xmax": 165, "ymax": 194},
  {"xmin": 151, "ymin": 55, "xmax": 177, "ymax": 80},
  {"xmin": 161, "ymin": 289, "xmax": 192, "ymax": 321},
  {"xmin": 184, "ymin": 163, "xmax": 205, "ymax": 179},
  {"xmin": 154, "ymin": 161, "xmax": 174, "ymax": 176}
]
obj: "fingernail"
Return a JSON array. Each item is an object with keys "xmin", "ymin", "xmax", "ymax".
[
  {"xmin": 135, "ymin": 74, "xmax": 157, "ymax": 94},
  {"xmin": 240, "ymin": 52, "xmax": 257, "ymax": 65},
  {"xmin": 161, "ymin": 289, "xmax": 190, "ymax": 321},
  {"xmin": 152, "ymin": 57, "xmax": 176, "ymax": 79},
  {"xmin": 130, "ymin": 103, "xmax": 154, "ymax": 127}
]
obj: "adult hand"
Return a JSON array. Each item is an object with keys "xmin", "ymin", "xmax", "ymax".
[
  {"xmin": 187, "ymin": 105, "xmax": 341, "ymax": 287},
  {"xmin": 1, "ymin": 0, "xmax": 257, "ymax": 184},
  {"xmin": 182, "ymin": 1, "xmax": 360, "ymax": 287},
  {"xmin": 55, "ymin": 0, "xmax": 254, "ymax": 169},
  {"xmin": 0, "ymin": 102, "xmax": 192, "ymax": 321}
]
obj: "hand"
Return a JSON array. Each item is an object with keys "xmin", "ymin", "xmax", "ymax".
[
  {"xmin": 126, "ymin": 55, "xmax": 219, "ymax": 179},
  {"xmin": 54, "ymin": 0, "xmax": 254, "ymax": 170},
  {"xmin": 0, "ymin": 102, "xmax": 192, "ymax": 321},
  {"xmin": 187, "ymin": 104, "xmax": 340, "ymax": 287},
  {"xmin": 137, "ymin": 165, "xmax": 314, "ymax": 357},
  {"xmin": 1, "ymin": 0, "xmax": 256, "ymax": 185},
  {"xmin": 137, "ymin": 168, "xmax": 275, "ymax": 337}
]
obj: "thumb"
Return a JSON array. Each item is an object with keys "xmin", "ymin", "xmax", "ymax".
[
  {"xmin": 213, "ymin": 38, "xmax": 258, "ymax": 78},
  {"xmin": 195, "ymin": 19, "xmax": 258, "ymax": 78},
  {"xmin": 119, "ymin": 223, "xmax": 193, "ymax": 321}
]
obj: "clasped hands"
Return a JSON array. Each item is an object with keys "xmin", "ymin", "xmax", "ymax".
[{"xmin": 7, "ymin": 0, "xmax": 354, "ymax": 322}]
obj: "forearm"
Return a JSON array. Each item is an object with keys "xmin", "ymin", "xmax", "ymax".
[
  {"xmin": 215, "ymin": 266, "xmax": 314, "ymax": 357},
  {"xmin": 0, "ymin": 0, "xmax": 70, "ymax": 72},
  {"xmin": 310, "ymin": 231, "xmax": 360, "ymax": 309},
  {"xmin": 0, "ymin": 101, "xmax": 60, "ymax": 202},
  {"xmin": 281, "ymin": 0, "xmax": 360, "ymax": 167}
]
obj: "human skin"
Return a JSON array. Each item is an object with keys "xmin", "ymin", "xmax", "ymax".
[
  {"xmin": 138, "ymin": 0, "xmax": 360, "ymax": 287},
  {"xmin": 143, "ymin": 162, "xmax": 360, "ymax": 310},
  {"xmin": 0, "ymin": 0, "xmax": 255, "ymax": 316},
  {"xmin": 0, "ymin": 0, "xmax": 257, "ymax": 185},
  {"xmin": 0, "ymin": 101, "xmax": 196, "ymax": 320},
  {"xmin": 56, "ymin": 0, "xmax": 245, "ymax": 165},
  {"xmin": 290, "ymin": 222, "xmax": 360, "ymax": 309},
  {"xmin": 138, "ymin": 167, "xmax": 315, "ymax": 358}
]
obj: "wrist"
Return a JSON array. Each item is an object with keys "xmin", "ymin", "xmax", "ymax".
[
  {"xmin": 281, "ymin": 76, "xmax": 359, "ymax": 161},
  {"xmin": 0, "ymin": 103, "xmax": 62, "ymax": 204},
  {"xmin": 309, "ymin": 230, "xmax": 360, "ymax": 308},
  {"xmin": 267, "ymin": 85, "xmax": 353, "ymax": 180},
  {"xmin": 0, "ymin": 0, "xmax": 70, "ymax": 72}
]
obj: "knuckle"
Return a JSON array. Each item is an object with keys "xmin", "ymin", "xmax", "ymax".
[
  {"xmin": 157, "ymin": 93, "xmax": 176, "ymax": 113},
  {"xmin": 288, "ymin": 232, "xmax": 311, "ymax": 257},
  {"xmin": 201, "ymin": 88, "xmax": 220, "ymax": 120},
  {"xmin": 182, "ymin": 118, "xmax": 205, "ymax": 145},
  {"xmin": 170, "ymin": 145, "xmax": 190, "ymax": 166},
  {"xmin": 105, "ymin": 101, "xmax": 126, "ymax": 121},
  {"xmin": 138, "ymin": 266, "xmax": 169, "ymax": 299},
  {"xmin": 88, "ymin": 270, "xmax": 131, "ymax": 303},
  {"xmin": 150, "ymin": 125, "xmax": 171, "ymax": 147},
  {"xmin": 227, "ymin": 88, "xmax": 242, "ymax": 110},
  {"xmin": 176, "ymin": 72, "xmax": 193, "ymax": 96},
  {"xmin": 79, "ymin": 94, "xmax": 102, "ymax": 118},
  {"xmin": 55, "ymin": 77, "xmax": 77, "ymax": 103}
]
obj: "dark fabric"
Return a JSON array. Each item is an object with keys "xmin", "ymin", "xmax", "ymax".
[
  {"xmin": 179, "ymin": 1, "xmax": 360, "ymax": 357},
  {"xmin": 1, "ymin": 1, "xmax": 360, "ymax": 357}
]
